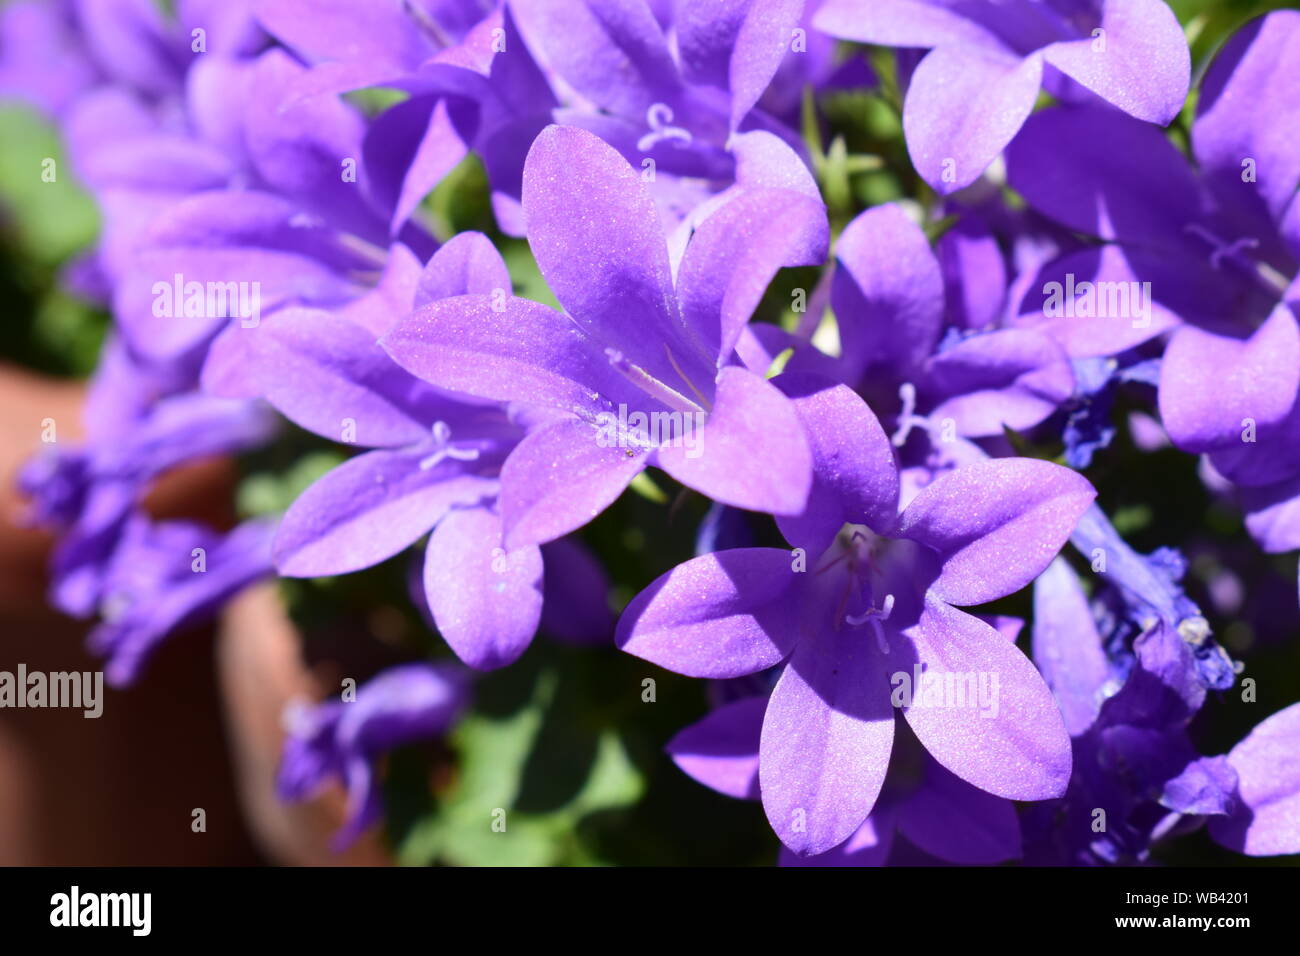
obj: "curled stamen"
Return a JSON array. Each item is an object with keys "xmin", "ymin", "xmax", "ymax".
[
  {"xmin": 846, "ymin": 593, "xmax": 895, "ymax": 653},
  {"xmin": 419, "ymin": 421, "xmax": 481, "ymax": 471},
  {"xmin": 890, "ymin": 382, "xmax": 930, "ymax": 447},
  {"xmin": 1182, "ymin": 224, "xmax": 1289, "ymax": 294},
  {"xmin": 636, "ymin": 102, "xmax": 693, "ymax": 152}
]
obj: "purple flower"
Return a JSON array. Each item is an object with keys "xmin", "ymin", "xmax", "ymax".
[
  {"xmin": 1006, "ymin": 13, "xmax": 1300, "ymax": 491},
  {"xmin": 89, "ymin": 516, "xmax": 277, "ymax": 686},
  {"xmin": 382, "ymin": 124, "xmax": 825, "ymax": 551},
  {"xmin": 1208, "ymin": 703, "xmax": 1300, "ymax": 857},
  {"xmin": 19, "ymin": 392, "xmax": 277, "ymax": 618},
  {"xmin": 513, "ymin": 0, "xmax": 809, "ymax": 187},
  {"xmin": 668, "ymin": 689, "xmax": 1023, "ymax": 865},
  {"xmin": 764, "ymin": 202, "xmax": 1075, "ymax": 442},
  {"xmin": 616, "ymin": 377, "xmax": 1092, "ymax": 855},
  {"xmin": 278, "ymin": 662, "xmax": 471, "ymax": 849},
  {"xmin": 814, "ymin": 0, "xmax": 1190, "ymax": 193},
  {"xmin": 255, "ymin": 1, "xmax": 557, "ymax": 236}
]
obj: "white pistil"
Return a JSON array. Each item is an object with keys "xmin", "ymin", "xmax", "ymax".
[
  {"xmin": 890, "ymin": 382, "xmax": 930, "ymax": 447},
  {"xmin": 418, "ymin": 421, "xmax": 481, "ymax": 471},
  {"xmin": 636, "ymin": 103, "xmax": 692, "ymax": 152},
  {"xmin": 846, "ymin": 593, "xmax": 895, "ymax": 653}
]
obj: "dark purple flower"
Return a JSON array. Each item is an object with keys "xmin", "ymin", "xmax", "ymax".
[
  {"xmin": 88, "ymin": 516, "xmax": 277, "ymax": 686},
  {"xmin": 278, "ymin": 662, "xmax": 471, "ymax": 849}
]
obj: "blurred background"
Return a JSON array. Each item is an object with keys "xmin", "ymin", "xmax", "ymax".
[{"xmin": 0, "ymin": 0, "xmax": 1297, "ymax": 866}]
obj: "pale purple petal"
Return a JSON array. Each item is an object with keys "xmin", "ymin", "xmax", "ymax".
[
  {"xmin": 1210, "ymin": 702, "xmax": 1300, "ymax": 856},
  {"xmin": 897, "ymin": 458, "xmax": 1096, "ymax": 606},
  {"xmin": 616, "ymin": 548, "xmax": 801, "ymax": 679},
  {"xmin": 903, "ymin": 46, "xmax": 1042, "ymax": 195},
  {"xmin": 1041, "ymin": 0, "xmax": 1189, "ymax": 126},
  {"xmin": 1158, "ymin": 305, "xmax": 1300, "ymax": 454},
  {"xmin": 499, "ymin": 418, "xmax": 648, "ymax": 549},
  {"xmin": 773, "ymin": 373, "xmax": 899, "ymax": 553},
  {"xmin": 832, "ymin": 203, "xmax": 944, "ymax": 378},
  {"xmin": 274, "ymin": 448, "xmax": 495, "ymax": 577},
  {"xmin": 655, "ymin": 366, "xmax": 813, "ymax": 517},
  {"xmin": 1032, "ymin": 557, "xmax": 1110, "ymax": 736},
  {"xmin": 666, "ymin": 695, "xmax": 766, "ymax": 799},
  {"xmin": 760, "ymin": 629, "xmax": 894, "ymax": 856},
  {"xmin": 901, "ymin": 598, "xmax": 1071, "ymax": 800},
  {"xmin": 424, "ymin": 506, "xmax": 543, "ymax": 670}
]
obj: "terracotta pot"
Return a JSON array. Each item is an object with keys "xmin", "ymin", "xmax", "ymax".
[{"xmin": 0, "ymin": 362, "xmax": 389, "ymax": 865}]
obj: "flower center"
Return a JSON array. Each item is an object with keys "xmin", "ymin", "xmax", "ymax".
[{"xmin": 818, "ymin": 524, "xmax": 897, "ymax": 651}]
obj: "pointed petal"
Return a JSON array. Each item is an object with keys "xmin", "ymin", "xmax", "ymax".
[
  {"xmin": 676, "ymin": 186, "xmax": 828, "ymax": 364},
  {"xmin": 772, "ymin": 373, "xmax": 899, "ymax": 553},
  {"xmin": 666, "ymin": 695, "xmax": 767, "ymax": 799},
  {"xmin": 1032, "ymin": 557, "xmax": 1110, "ymax": 736},
  {"xmin": 414, "ymin": 231, "xmax": 511, "ymax": 306},
  {"xmin": 924, "ymin": 328, "xmax": 1075, "ymax": 437},
  {"xmin": 1194, "ymin": 10, "xmax": 1300, "ymax": 223},
  {"xmin": 522, "ymin": 124, "xmax": 694, "ymax": 385},
  {"xmin": 1210, "ymin": 703, "xmax": 1300, "ymax": 856},
  {"xmin": 274, "ymin": 448, "xmax": 494, "ymax": 577},
  {"xmin": 1041, "ymin": 0, "xmax": 1189, "ymax": 125},
  {"xmin": 1158, "ymin": 305, "xmax": 1300, "ymax": 454},
  {"xmin": 832, "ymin": 203, "xmax": 944, "ymax": 377},
  {"xmin": 382, "ymin": 293, "xmax": 638, "ymax": 416},
  {"xmin": 903, "ymin": 47, "xmax": 1042, "ymax": 195}
]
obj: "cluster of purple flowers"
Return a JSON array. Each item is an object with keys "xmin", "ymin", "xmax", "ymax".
[{"xmin": 4, "ymin": 0, "xmax": 1297, "ymax": 865}]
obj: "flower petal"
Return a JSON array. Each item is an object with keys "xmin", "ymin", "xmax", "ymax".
[
  {"xmin": 760, "ymin": 629, "xmax": 895, "ymax": 855},
  {"xmin": 901, "ymin": 598, "xmax": 1071, "ymax": 800},
  {"xmin": 522, "ymin": 124, "xmax": 699, "ymax": 387},
  {"xmin": 655, "ymin": 366, "xmax": 813, "ymax": 517},
  {"xmin": 1159, "ymin": 305, "xmax": 1300, "ymax": 454},
  {"xmin": 903, "ymin": 46, "xmax": 1042, "ymax": 195},
  {"xmin": 897, "ymin": 458, "xmax": 1096, "ymax": 606},
  {"xmin": 1031, "ymin": 557, "xmax": 1110, "ymax": 736},
  {"xmin": 666, "ymin": 695, "xmax": 767, "ymax": 799},
  {"xmin": 499, "ymin": 418, "xmax": 648, "ymax": 549},
  {"xmin": 382, "ymin": 293, "xmax": 639, "ymax": 416},
  {"xmin": 617, "ymin": 548, "xmax": 801, "ymax": 679},
  {"xmin": 274, "ymin": 448, "xmax": 494, "ymax": 577},
  {"xmin": 832, "ymin": 203, "xmax": 944, "ymax": 377},
  {"xmin": 895, "ymin": 756, "xmax": 1021, "ymax": 864},
  {"xmin": 772, "ymin": 373, "xmax": 899, "ymax": 553},
  {"xmin": 424, "ymin": 506, "xmax": 543, "ymax": 670},
  {"xmin": 1210, "ymin": 703, "xmax": 1300, "ymax": 857},
  {"xmin": 1041, "ymin": 0, "xmax": 1189, "ymax": 126}
]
